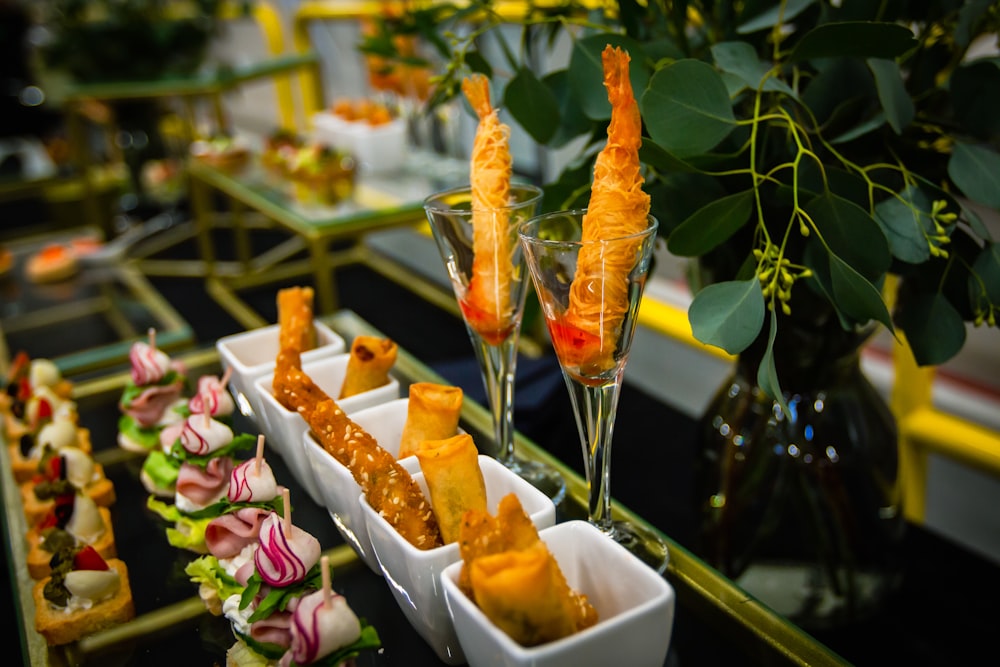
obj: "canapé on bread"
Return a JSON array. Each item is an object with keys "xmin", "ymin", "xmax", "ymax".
[
  {"xmin": 21, "ymin": 466, "xmax": 116, "ymax": 526},
  {"xmin": 33, "ymin": 557, "xmax": 135, "ymax": 646},
  {"xmin": 25, "ymin": 506, "xmax": 117, "ymax": 580}
]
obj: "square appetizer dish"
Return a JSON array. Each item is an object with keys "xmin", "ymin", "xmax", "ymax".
[
  {"xmin": 441, "ymin": 519, "xmax": 676, "ymax": 667},
  {"xmin": 216, "ymin": 320, "xmax": 344, "ymax": 423},
  {"xmin": 255, "ymin": 342, "xmax": 401, "ymax": 505},
  {"xmin": 360, "ymin": 446, "xmax": 557, "ymax": 664},
  {"xmin": 303, "ymin": 383, "xmax": 465, "ymax": 572}
]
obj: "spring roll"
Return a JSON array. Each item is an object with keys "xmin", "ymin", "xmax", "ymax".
[
  {"xmin": 276, "ymin": 286, "xmax": 316, "ymax": 354},
  {"xmin": 415, "ymin": 433, "xmax": 486, "ymax": 544},
  {"xmin": 338, "ymin": 336, "xmax": 398, "ymax": 399},
  {"xmin": 398, "ymin": 382, "xmax": 463, "ymax": 459},
  {"xmin": 469, "ymin": 542, "xmax": 584, "ymax": 646}
]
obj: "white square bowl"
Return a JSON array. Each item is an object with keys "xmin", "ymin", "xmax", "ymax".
[
  {"xmin": 301, "ymin": 397, "xmax": 460, "ymax": 572},
  {"xmin": 216, "ymin": 321, "xmax": 345, "ymax": 423},
  {"xmin": 253, "ymin": 353, "xmax": 400, "ymax": 506},
  {"xmin": 360, "ymin": 455, "xmax": 558, "ymax": 665},
  {"xmin": 441, "ymin": 520, "xmax": 676, "ymax": 667}
]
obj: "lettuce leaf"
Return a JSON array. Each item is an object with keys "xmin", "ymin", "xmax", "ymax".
[
  {"xmin": 141, "ymin": 449, "xmax": 180, "ymax": 489},
  {"xmin": 119, "ymin": 370, "xmax": 184, "ymax": 407},
  {"xmin": 117, "ymin": 414, "xmax": 161, "ymax": 450},
  {"xmin": 169, "ymin": 433, "xmax": 257, "ymax": 469},
  {"xmin": 184, "ymin": 554, "xmax": 244, "ymax": 601},
  {"xmin": 241, "ymin": 564, "xmax": 325, "ymax": 622}
]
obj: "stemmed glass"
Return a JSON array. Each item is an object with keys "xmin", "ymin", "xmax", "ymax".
[
  {"xmin": 519, "ymin": 209, "xmax": 668, "ymax": 572},
  {"xmin": 423, "ymin": 184, "xmax": 567, "ymax": 504}
]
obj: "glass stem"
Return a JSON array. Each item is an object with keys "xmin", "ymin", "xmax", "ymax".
[
  {"xmin": 565, "ymin": 376, "xmax": 622, "ymax": 534},
  {"xmin": 469, "ymin": 331, "xmax": 518, "ymax": 465}
]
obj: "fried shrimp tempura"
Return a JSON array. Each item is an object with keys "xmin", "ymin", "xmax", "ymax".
[
  {"xmin": 563, "ymin": 45, "xmax": 651, "ymax": 374},
  {"xmin": 461, "ymin": 74, "xmax": 515, "ymax": 342},
  {"xmin": 308, "ymin": 399, "xmax": 443, "ymax": 550}
]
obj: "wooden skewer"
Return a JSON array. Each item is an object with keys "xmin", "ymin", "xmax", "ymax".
[
  {"xmin": 255, "ymin": 434, "xmax": 265, "ymax": 474},
  {"xmin": 282, "ymin": 487, "xmax": 291, "ymax": 533},
  {"xmin": 203, "ymin": 390, "xmax": 212, "ymax": 428},
  {"xmin": 148, "ymin": 327, "xmax": 156, "ymax": 350},
  {"xmin": 321, "ymin": 554, "xmax": 332, "ymax": 609}
]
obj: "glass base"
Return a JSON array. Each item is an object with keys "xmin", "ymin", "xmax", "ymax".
[
  {"xmin": 503, "ymin": 456, "xmax": 567, "ymax": 506},
  {"xmin": 601, "ymin": 520, "xmax": 670, "ymax": 575}
]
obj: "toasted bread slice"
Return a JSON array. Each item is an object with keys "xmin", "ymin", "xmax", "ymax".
[
  {"xmin": 21, "ymin": 468, "xmax": 116, "ymax": 526},
  {"xmin": 25, "ymin": 507, "xmax": 117, "ymax": 580},
  {"xmin": 10, "ymin": 427, "xmax": 94, "ymax": 484},
  {"xmin": 33, "ymin": 558, "xmax": 135, "ymax": 646}
]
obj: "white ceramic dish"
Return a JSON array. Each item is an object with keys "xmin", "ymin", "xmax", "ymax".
[
  {"xmin": 253, "ymin": 353, "xmax": 400, "ymax": 506},
  {"xmin": 301, "ymin": 396, "xmax": 461, "ymax": 572},
  {"xmin": 216, "ymin": 321, "xmax": 345, "ymax": 423},
  {"xmin": 360, "ymin": 455, "xmax": 557, "ymax": 664},
  {"xmin": 441, "ymin": 520, "xmax": 676, "ymax": 667}
]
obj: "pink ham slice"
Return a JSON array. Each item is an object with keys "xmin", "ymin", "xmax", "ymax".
[
  {"xmin": 176, "ymin": 457, "xmax": 234, "ymax": 508},
  {"xmin": 205, "ymin": 507, "xmax": 272, "ymax": 559},
  {"xmin": 249, "ymin": 602, "xmax": 299, "ymax": 649},
  {"xmin": 122, "ymin": 380, "xmax": 184, "ymax": 428}
]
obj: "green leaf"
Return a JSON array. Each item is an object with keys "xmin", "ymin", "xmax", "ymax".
[
  {"xmin": 789, "ymin": 22, "xmax": 917, "ymax": 62},
  {"xmin": 710, "ymin": 41, "xmax": 796, "ymax": 97},
  {"xmin": 828, "ymin": 254, "xmax": 894, "ymax": 332},
  {"xmin": 804, "ymin": 193, "xmax": 890, "ymax": 280},
  {"xmin": 542, "ymin": 69, "xmax": 596, "ymax": 148},
  {"xmin": 949, "ymin": 59, "xmax": 1000, "ymax": 140},
  {"xmin": 949, "ymin": 142, "xmax": 1000, "ymax": 208},
  {"xmin": 504, "ymin": 67, "xmax": 560, "ymax": 144},
  {"xmin": 971, "ymin": 242, "xmax": 1000, "ymax": 307},
  {"xmin": 874, "ymin": 186, "xmax": 933, "ymax": 264},
  {"xmin": 756, "ymin": 309, "xmax": 790, "ymax": 420},
  {"xmin": 638, "ymin": 140, "xmax": 703, "ymax": 174},
  {"xmin": 867, "ymin": 58, "xmax": 914, "ymax": 134},
  {"xmin": 646, "ymin": 173, "xmax": 726, "ymax": 235},
  {"xmin": 738, "ymin": 0, "xmax": 816, "ymax": 34},
  {"xmin": 830, "ymin": 113, "xmax": 886, "ymax": 144},
  {"xmin": 688, "ymin": 278, "xmax": 765, "ymax": 354},
  {"xmin": 568, "ymin": 34, "xmax": 649, "ymax": 121},
  {"xmin": 642, "ymin": 59, "xmax": 735, "ymax": 158},
  {"xmin": 896, "ymin": 293, "xmax": 967, "ymax": 366},
  {"xmin": 668, "ymin": 190, "xmax": 754, "ymax": 257}
]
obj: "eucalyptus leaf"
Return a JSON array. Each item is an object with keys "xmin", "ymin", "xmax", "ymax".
[
  {"xmin": 971, "ymin": 242, "xmax": 1000, "ymax": 306},
  {"xmin": 830, "ymin": 113, "xmax": 886, "ymax": 144},
  {"xmin": 896, "ymin": 293, "xmax": 967, "ymax": 366},
  {"xmin": 949, "ymin": 59, "xmax": 1000, "ymax": 140},
  {"xmin": 711, "ymin": 41, "xmax": 796, "ymax": 97},
  {"xmin": 828, "ymin": 254, "xmax": 894, "ymax": 332},
  {"xmin": 756, "ymin": 308, "xmax": 791, "ymax": 421},
  {"xmin": 642, "ymin": 59, "xmax": 736, "ymax": 158},
  {"xmin": 738, "ymin": 0, "xmax": 816, "ymax": 34},
  {"xmin": 804, "ymin": 193, "xmax": 890, "ymax": 280},
  {"xmin": 949, "ymin": 143, "xmax": 1000, "ymax": 209},
  {"xmin": 668, "ymin": 190, "xmax": 754, "ymax": 257},
  {"xmin": 504, "ymin": 67, "xmax": 560, "ymax": 144},
  {"xmin": 789, "ymin": 22, "xmax": 917, "ymax": 62},
  {"xmin": 568, "ymin": 34, "xmax": 649, "ymax": 121},
  {"xmin": 867, "ymin": 58, "xmax": 914, "ymax": 134},
  {"xmin": 543, "ymin": 69, "xmax": 596, "ymax": 148},
  {"xmin": 874, "ymin": 186, "xmax": 933, "ymax": 264},
  {"xmin": 688, "ymin": 278, "xmax": 765, "ymax": 354}
]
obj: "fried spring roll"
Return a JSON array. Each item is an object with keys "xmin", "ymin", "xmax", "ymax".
[
  {"xmin": 415, "ymin": 434, "xmax": 486, "ymax": 544},
  {"xmin": 469, "ymin": 542, "xmax": 583, "ymax": 646},
  {"xmin": 276, "ymin": 286, "xmax": 317, "ymax": 354},
  {"xmin": 338, "ymin": 336, "xmax": 398, "ymax": 399},
  {"xmin": 398, "ymin": 382, "xmax": 463, "ymax": 459}
]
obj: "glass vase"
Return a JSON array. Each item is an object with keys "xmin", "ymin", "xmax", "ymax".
[{"xmin": 692, "ymin": 313, "xmax": 906, "ymax": 630}]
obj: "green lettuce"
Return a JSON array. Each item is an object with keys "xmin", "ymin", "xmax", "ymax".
[
  {"xmin": 117, "ymin": 414, "xmax": 161, "ymax": 450},
  {"xmin": 170, "ymin": 433, "xmax": 257, "ymax": 469},
  {"xmin": 184, "ymin": 554, "xmax": 244, "ymax": 601},
  {"xmin": 141, "ymin": 449, "xmax": 180, "ymax": 489}
]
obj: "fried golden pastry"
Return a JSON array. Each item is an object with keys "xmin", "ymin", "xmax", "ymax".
[
  {"xmin": 462, "ymin": 74, "xmax": 515, "ymax": 340},
  {"xmin": 565, "ymin": 45, "xmax": 652, "ymax": 374},
  {"xmin": 457, "ymin": 493, "xmax": 597, "ymax": 644},
  {"xmin": 338, "ymin": 336, "xmax": 398, "ymax": 399},
  {"xmin": 276, "ymin": 286, "xmax": 317, "ymax": 354},
  {"xmin": 307, "ymin": 399, "xmax": 442, "ymax": 550},
  {"xmin": 415, "ymin": 434, "xmax": 486, "ymax": 544},
  {"xmin": 398, "ymin": 382, "xmax": 463, "ymax": 459}
]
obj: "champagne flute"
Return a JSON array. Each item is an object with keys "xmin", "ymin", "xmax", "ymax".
[
  {"xmin": 519, "ymin": 209, "xmax": 668, "ymax": 572},
  {"xmin": 423, "ymin": 184, "xmax": 567, "ymax": 504}
]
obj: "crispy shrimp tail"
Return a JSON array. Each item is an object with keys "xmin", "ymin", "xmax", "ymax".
[
  {"xmin": 564, "ymin": 45, "xmax": 651, "ymax": 374},
  {"xmin": 461, "ymin": 74, "xmax": 515, "ymax": 342}
]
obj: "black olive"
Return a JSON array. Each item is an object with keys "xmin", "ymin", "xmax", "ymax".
[
  {"xmin": 5, "ymin": 382, "xmax": 17, "ymax": 397},
  {"xmin": 54, "ymin": 499, "xmax": 74, "ymax": 528},
  {"xmin": 11, "ymin": 401, "xmax": 24, "ymax": 419},
  {"xmin": 19, "ymin": 433, "xmax": 33, "ymax": 458}
]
